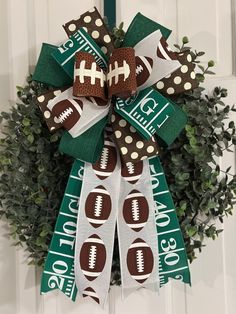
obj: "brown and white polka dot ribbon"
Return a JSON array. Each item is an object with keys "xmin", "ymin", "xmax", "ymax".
[
  {"xmin": 155, "ymin": 50, "xmax": 198, "ymax": 95},
  {"xmin": 63, "ymin": 7, "xmax": 114, "ymax": 56},
  {"xmin": 111, "ymin": 110, "xmax": 160, "ymax": 164},
  {"xmin": 36, "ymin": 88, "xmax": 66, "ymax": 132}
]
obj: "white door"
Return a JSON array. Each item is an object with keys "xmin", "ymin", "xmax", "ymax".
[{"xmin": 0, "ymin": 1, "xmax": 235, "ymax": 313}]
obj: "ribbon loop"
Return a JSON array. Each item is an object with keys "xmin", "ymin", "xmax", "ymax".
[
  {"xmin": 115, "ymin": 87, "xmax": 175, "ymax": 140},
  {"xmin": 155, "ymin": 50, "xmax": 198, "ymax": 95},
  {"xmin": 111, "ymin": 110, "xmax": 160, "ymax": 164},
  {"xmin": 107, "ymin": 47, "xmax": 137, "ymax": 99},
  {"xmin": 133, "ymin": 31, "xmax": 181, "ymax": 91},
  {"xmin": 52, "ymin": 28, "xmax": 108, "ymax": 80},
  {"xmin": 47, "ymin": 87, "xmax": 110, "ymax": 139},
  {"xmin": 74, "ymin": 52, "xmax": 107, "ymax": 100},
  {"xmin": 74, "ymin": 48, "xmax": 137, "ymax": 101},
  {"xmin": 63, "ymin": 7, "xmax": 114, "ymax": 56}
]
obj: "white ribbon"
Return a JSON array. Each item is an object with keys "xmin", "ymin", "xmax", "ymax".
[
  {"xmin": 47, "ymin": 87, "xmax": 110, "ymax": 138},
  {"xmin": 74, "ymin": 137, "xmax": 159, "ymax": 306},
  {"xmin": 134, "ymin": 30, "xmax": 181, "ymax": 91}
]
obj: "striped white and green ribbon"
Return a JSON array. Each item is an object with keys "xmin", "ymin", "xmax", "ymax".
[
  {"xmin": 52, "ymin": 28, "xmax": 108, "ymax": 79},
  {"xmin": 149, "ymin": 156, "xmax": 191, "ymax": 286},
  {"xmin": 40, "ymin": 159, "xmax": 84, "ymax": 301}
]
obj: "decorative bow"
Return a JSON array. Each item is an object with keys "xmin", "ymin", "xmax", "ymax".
[
  {"xmin": 36, "ymin": 25, "xmax": 185, "ymax": 165},
  {"xmin": 36, "ymin": 7, "xmax": 195, "ymax": 306}
]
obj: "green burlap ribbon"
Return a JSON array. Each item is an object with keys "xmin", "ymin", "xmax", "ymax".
[{"xmin": 59, "ymin": 117, "xmax": 108, "ymax": 163}]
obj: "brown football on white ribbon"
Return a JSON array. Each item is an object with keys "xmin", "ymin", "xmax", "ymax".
[
  {"xmin": 135, "ymin": 56, "xmax": 153, "ymax": 88},
  {"xmin": 80, "ymin": 234, "xmax": 106, "ymax": 281},
  {"xmin": 92, "ymin": 139, "xmax": 117, "ymax": 180},
  {"xmin": 123, "ymin": 189, "xmax": 149, "ymax": 232},
  {"xmin": 127, "ymin": 238, "xmax": 154, "ymax": 283},
  {"xmin": 121, "ymin": 161, "xmax": 143, "ymax": 184},
  {"xmin": 82, "ymin": 287, "xmax": 100, "ymax": 304},
  {"xmin": 51, "ymin": 98, "xmax": 83, "ymax": 132},
  {"xmin": 85, "ymin": 185, "xmax": 111, "ymax": 228}
]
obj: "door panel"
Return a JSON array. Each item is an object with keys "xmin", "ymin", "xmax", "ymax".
[{"xmin": 0, "ymin": 1, "xmax": 235, "ymax": 313}]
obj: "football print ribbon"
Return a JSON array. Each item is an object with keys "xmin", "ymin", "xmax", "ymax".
[
  {"xmin": 74, "ymin": 48, "xmax": 137, "ymax": 100},
  {"xmin": 74, "ymin": 142, "xmax": 159, "ymax": 306},
  {"xmin": 34, "ymin": 7, "xmax": 195, "ymax": 306}
]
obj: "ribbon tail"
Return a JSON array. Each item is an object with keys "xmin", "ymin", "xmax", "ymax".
[
  {"xmin": 40, "ymin": 159, "xmax": 84, "ymax": 301},
  {"xmin": 74, "ymin": 139, "xmax": 120, "ymax": 307},
  {"xmin": 149, "ymin": 156, "xmax": 191, "ymax": 286},
  {"xmin": 117, "ymin": 159, "xmax": 159, "ymax": 300}
]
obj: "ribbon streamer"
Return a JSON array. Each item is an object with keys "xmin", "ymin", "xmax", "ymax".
[
  {"xmin": 41, "ymin": 159, "xmax": 84, "ymax": 300},
  {"xmin": 149, "ymin": 157, "xmax": 191, "ymax": 285},
  {"xmin": 74, "ymin": 136, "xmax": 159, "ymax": 305},
  {"xmin": 117, "ymin": 159, "xmax": 159, "ymax": 299},
  {"xmin": 74, "ymin": 136, "xmax": 121, "ymax": 306}
]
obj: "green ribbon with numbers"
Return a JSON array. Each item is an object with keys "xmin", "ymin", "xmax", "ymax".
[
  {"xmin": 115, "ymin": 87, "xmax": 176, "ymax": 140},
  {"xmin": 149, "ymin": 156, "xmax": 191, "ymax": 286},
  {"xmin": 52, "ymin": 28, "xmax": 108, "ymax": 78},
  {"xmin": 41, "ymin": 159, "xmax": 84, "ymax": 301}
]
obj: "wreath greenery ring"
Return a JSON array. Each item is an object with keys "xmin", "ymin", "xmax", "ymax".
[{"xmin": 0, "ymin": 31, "xmax": 235, "ymax": 284}]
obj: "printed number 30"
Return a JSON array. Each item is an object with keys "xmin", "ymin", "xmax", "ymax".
[{"xmin": 161, "ymin": 237, "xmax": 177, "ymax": 252}]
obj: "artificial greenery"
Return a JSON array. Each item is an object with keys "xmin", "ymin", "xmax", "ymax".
[
  {"xmin": 164, "ymin": 38, "xmax": 236, "ymax": 261},
  {"xmin": 0, "ymin": 32, "xmax": 235, "ymax": 285},
  {"xmin": 164, "ymin": 85, "xmax": 236, "ymax": 262}
]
